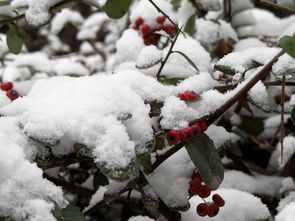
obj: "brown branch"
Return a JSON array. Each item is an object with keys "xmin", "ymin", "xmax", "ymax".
[
  {"xmin": 148, "ymin": 0, "xmax": 185, "ymax": 37},
  {"xmin": 280, "ymin": 76, "xmax": 286, "ymax": 164},
  {"xmin": 43, "ymin": 174, "xmax": 95, "ymax": 197},
  {"xmin": 156, "ymin": 27, "xmax": 182, "ymax": 80},
  {"xmin": 87, "ymin": 40, "xmax": 107, "ymax": 61},
  {"xmin": 260, "ymin": 0, "xmax": 295, "ymax": 13},
  {"xmin": 151, "ymin": 49, "xmax": 285, "ymax": 171}
]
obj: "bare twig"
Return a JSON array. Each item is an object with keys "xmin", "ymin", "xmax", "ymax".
[
  {"xmin": 148, "ymin": 0, "xmax": 185, "ymax": 36},
  {"xmin": 260, "ymin": 0, "xmax": 295, "ymax": 13},
  {"xmin": 87, "ymin": 40, "xmax": 107, "ymax": 61},
  {"xmin": 151, "ymin": 50, "xmax": 285, "ymax": 171},
  {"xmin": 280, "ymin": 76, "xmax": 286, "ymax": 164},
  {"xmin": 156, "ymin": 27, "xmax": 182, "ymax": 80}
]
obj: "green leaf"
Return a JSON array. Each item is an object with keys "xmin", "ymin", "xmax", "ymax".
[
  {"xmin": 239, "ymin": 116, "xmax": 264, "ymax": 136},
  {"xmin": 184, "ymin": 14, "xmax": 196, "ymax": 36},
  {"xmin": 0, "ymin": 0, "xmax": 11, "ymax": 6},
  {"xmin": 158, "ymin": 77, "xmax": 185, "ymax": 86},
  {"xmin": 184, "ymin": 133, "xmax": 224, "ymax": 190},
  {"xmin": 54, "ymin": 204, "xmax": 87, "ymax": 221},
  {"xmin": 171, "ymin": 50, "xmax": 199, "ymax": 72},
  {"xmin": 170, "ymin": 0, "xmax": 181, "ymax": 10},
  {"xmin": 214, "ymin": 64, "xmax": 236, "ymax": 75},
  {"xmin": 104, "ymin": 0, "xmax": 132, "ymax": 19},
  {"xmin": 291, "ymin": 106, "xmax": 295, "ymax": 123},
  {"xmin": 6, "ymin": 25, "xmax": 25, "ymax": 54},
  {"xmin": 279, "ymin": 36, "xmax": 295, "ymax": 59},
  {"xmin": 138, "ymin": 154, "xmax": 152, "ymax": 174},
  {"xmin": 93, "ymin": 170, "xmax": 109, "ymax": 189}
]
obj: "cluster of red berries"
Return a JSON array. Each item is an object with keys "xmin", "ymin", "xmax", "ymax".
[
  {"xmin": 132, "ymin": 16, "xmax": 176, "ymax": 45},
  {"xmin": 178, "ymin": 90, "xmax": 200, "ymax": 102},
  {"xmin": 0, "ymin": 82, "xmax": 20, "ymax": 101},
  {"xmin": 190, "ymin": 172, "xmax": 225, "ymax": 217},
  {"xmin": 166, "ymin": 120, "xmax": 207, "ymax": 144}
]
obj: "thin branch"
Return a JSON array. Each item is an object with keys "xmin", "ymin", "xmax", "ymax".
[
  {"xmin": 87, "ymin": 40, "xmax": 107, "ymax": 61},
  {"xmin": 260, "ymin": 0, "xmax": 295, "ymax": 14},
  {"xmin": 280, "ymin": 76, "xmax": 286, "ymax": 164},
  {"xmin": 148, "ymin": 0, "xmax": 186, "ymax": 36},
  {"xmin": 156, "ymin": 27, "xmax": 182, "ymax": 80},
  {"xmin": 151, "ymin": 49, "xmax": 285, "ymax": 171}
]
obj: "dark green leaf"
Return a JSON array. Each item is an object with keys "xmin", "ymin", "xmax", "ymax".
[
  {"xmin": 214, "ymin": 64, "xmax": 236, "ymax": 75},
  {"xmin": 291, "ymin": 106, "xmax": 295, "ymax": 123},
  {"xmin": 0, "ymin": 0, "xmax": 11, "ymax": 6},
  {"xmin": 184, "ymin": 133, "xmax": 224, "ymax": 190},
  {"xmin": 104, "ymin": 0, "xmax": 132, "ymax": 19},
  {"xmin": 93, "ymin": 170, "xmax": 109, "ymax": 189},
  {"xmin": 239, "ymin": 116, "xmax": 264, "ymax": 136},
  {"xmin": 171, "ymin": 50, "xmax": 199, "ymax": 72},
  {"xmin": 170, "ymin": 0, "xmax": 182, "ymax": 10},
  {"xmin": 159, "ymin": 77, "xmax": 185, "ymax": 86},
  {"xmin": 184, "ymin": 14, "xmax": 196, "ymax": 36},
  {"xmin": 6, "ymin": 25, "xmax": 25, "ymax": 54},
  {"xmin": 279, "ymin": 36, "xmax": 295, "ymax": 59},
  {"xmin": 54, "ymin": 204, "xmax": 87, "ymax": 221},
  {"xmin": 138, "ymin": 154, "xmax": 152, "ymax": 174}
]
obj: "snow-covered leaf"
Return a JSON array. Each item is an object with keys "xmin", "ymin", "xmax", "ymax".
[
  {"xmin": 171, "ymin": 51, "xmax": 199, "ymax": 72},
  {"xmin": 214, "ymin": 64, "xmax": 236, "ymax": 75},
  {"xmin": 54, "ymin": 204, "xmax": 86, "ymax": 221},
  {"xmin": 184, "ymin": 133, "xmax": 224, "ymax": 190}
]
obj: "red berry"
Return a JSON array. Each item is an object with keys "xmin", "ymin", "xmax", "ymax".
[
  {"xmin": 180, "ymin": 128, "xmax": 193, "ymax": 142},
  {"xmin": 183, "ymin": 90, "xmax": 199, "ymax": 101},
  {"xmin": 212, "ymin": 194, "xmax": 225, "ymax": 207},
  {"xmin": 199, "ymin": 120, "xmax": 208, "ymax": 131},
  {"xmin": 197, "ymin": 185, "xmax": 211, "ymax": 198},
  {"xmin": 196, "ymin": 203, "xmax": 209, "ymax": 217},
  {"xmin": 1, "ymin": 82, "xmax": 13, "ymax": 91},
  {"xmin": 156, "ymin": 16, "xmax": 166, "ymax": 24},
  {"xmin": 6, "ymin": 89, "xmax": 19, "ymax": 101},
  {"xmin": 141, "ymin": 24, "xmax": 150, "ymax": 36},
  {"xmin": 135, "ymin": 17, "xmax": 144, "ymax": 27},
  {"xmin": 208, "ymin": 204, "xmax": 220, "ymax": 217},
  {"xmin": 131, "ymin": 25, "xmax": 138, "ymax": 30},
  {"xmin": 178, "ymin": 93, "xmax": 185, "ymax": 101},
  {"xmin": 191, "ymin": 124, "xmax": 201, "ymax": 138},
  {"xmin": 162, "ymin": 25, "xmax": 175, "ymax": 35},
  {"xmin": 166, "ymin": 130, "xmax": 180, "ymax": 144},
  {"xmin": 189, "ymin": 177, "xmax": 202, "ymax": 193}
]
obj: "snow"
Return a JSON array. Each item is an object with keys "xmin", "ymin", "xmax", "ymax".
[
  {"xmin": 146, "ymin": 148, "xmax": 194, "ymax": 210},
  {"xmin": 279, "ymin": 136, "xmax": 295, "ymax": 168},
  {"xmin": 276, "ymin": 202, "xmax": 295, "ymax": 221},
  {"xmin": 181, "ymin": 188, "xmax": 270, "ymax": 221},
  {"xmin": 205, "ymin": 125, "xmax": 238, "ymax": 149},
  {"xmin": 128, "ymin": 216, "xmax": 154, "ymax": 221},
  {"xmin": 0, "ymin": 74, "xmax": 154, "ymax": 180},
  {"xmin": 136, "ymin": 46, "xmax": 163, "ymax": 69},
  {"xmin": 220, "ymin": 170, "xmax": 283, "ymax": 196},
  {"xmin": 0, "ymin": 127, "xmax": 67, "ymax": 221},
  {"xmin": 277, "ymin": 192, "xmax": 295, "ymax": 212},
  {"xmin": 50, "ymin": 9, "xmax": 84, "ymax": 35},
  {"xmin": 233, "ymin": 38, "xmax": 267, "ymax": 52},
  {"xmin": 11, "ymin": 0, "xmax": 63, "ymax": 26},
  {"xmin": 273, "ymin": 54, "xmax": 295, "ymax": 79},
  {"xmin": 84, "ymin": 186, "xmax": 107, "ymax": 212}
]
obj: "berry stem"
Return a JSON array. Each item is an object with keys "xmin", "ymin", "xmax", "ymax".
[
  {"xmin": 156, "ymin": 26, "xmax": 182, "ymax": 80},
  {"xmin": 148, "ymin": 0, "xmax": 186, "ymax": 36}
]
